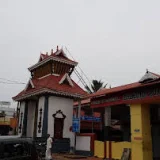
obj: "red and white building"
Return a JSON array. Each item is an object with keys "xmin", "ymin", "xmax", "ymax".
[{"xmin": 13, "ymin": 46, "xmax": 86, "ymax": 147}]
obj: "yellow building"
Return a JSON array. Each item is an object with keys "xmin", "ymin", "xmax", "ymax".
[
  {"xmin": 0, "ymin": 117, "xmax": 17, "ymax": 135},
  {"xmin": 88, "ymin": 71, "xmax": 160, "ymax": 160}
]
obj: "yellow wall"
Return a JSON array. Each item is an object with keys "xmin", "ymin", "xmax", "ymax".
[
  {"xmin": 108, "ymin": 141, "xmax": 131, "ymax": 159},
  {"xmin": 94, "ymin": 103, "xmax": 153, "ymax": 160},
  {"xmin": 94, "ymin": 140, "xmax": 104, "ymax": 158},
  {"xmin": 130, "ymin": 104, "xmax": 152, "ymax": 160},
  {"xmin": 94, "ymin": 141, "xmax": 131, "ymax": 159}
]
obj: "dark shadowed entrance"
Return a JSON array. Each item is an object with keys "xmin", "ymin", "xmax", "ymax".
[
  {"xmin": 150, "ymin": 104, "xmax": 160, "ymax": 160},
  {"xmin": 53, "ymin": 110, "xmax": 66, "ymax": 139},
  {"xmin": 54, "ymin": 118, "xmax": 64, "ymax": 139}
]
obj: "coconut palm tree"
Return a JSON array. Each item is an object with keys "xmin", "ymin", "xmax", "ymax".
[
  {"xmin": 85, "ymin": 80, "xmax": 107, "ymax": 93},
  {"xmin": 0, "ymin": 111, "xmax": 6, "ymax": 118}
]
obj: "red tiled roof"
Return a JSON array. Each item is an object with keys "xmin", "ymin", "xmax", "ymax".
[
  {"xmin": 40, "ymin": 53, "xmax": 48, "ymax": 59},
  {"xmin": 87, "ymin": 82, "xmax": 139, "ymax": 98},
  {"xmin": 40, "ymin": 49, "xmax": 77, "ymax": 64},
  {"xmin": 29, "ymin": 49, "xmax": 77, "ymax": 71},
  {"xmin": 86, "ymin": 71, "xmax": 160, "ymax": 99},
  {"xmin": 88, "ymin": 79, "xmax": 160, "ymax": 99},
  {"xmin": 149, "ymin": 71, "xmax": 160, "ymax": 77},
  {"xmin": 13, "ymin": 74, "xmax": 87, "ymax": 101}
]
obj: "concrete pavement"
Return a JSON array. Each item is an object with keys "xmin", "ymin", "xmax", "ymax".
[{"xmin": 52, "ymin": 154, "xmax": 102, "ymax": 160}]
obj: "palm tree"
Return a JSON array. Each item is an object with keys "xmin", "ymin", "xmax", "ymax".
[
  {"xmin": 85, "ymin": 80, "xmax": 107, "ymax": 93},
  {"xmin": 0, "ymin": 111, "xmax": 6, "ymax": 118}
]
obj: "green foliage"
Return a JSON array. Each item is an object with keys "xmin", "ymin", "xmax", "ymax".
[
  {"xmin": 0, "ymin": 111, "xmax": 6, "ymax": 117},
  {"xmin": 85, "ymin": 80, "xmax": 107, "ymax": 93}
]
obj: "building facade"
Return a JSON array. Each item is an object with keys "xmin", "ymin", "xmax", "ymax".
[
  {"xmin": 13, "ymin": 46, "xmax": 86, "ymax": 147},
  {"xmin": 89, "ymin": 71, "xmax": 160, "ymax": 160}
]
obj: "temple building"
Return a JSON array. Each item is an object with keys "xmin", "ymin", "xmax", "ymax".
[
  {"xmin": 13, "ymin": 46, "xmax": 86, "ymax": 147},
  {"xmin": 88, "ymin": 70, "xmax": 160, "ymax": 160}
]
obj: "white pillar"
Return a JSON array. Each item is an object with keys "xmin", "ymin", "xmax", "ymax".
[
  {"xmin": 37, "ymin": 96, "xmax": 45, "ymax": 137},
  {"xmin": 18, "ymin": 101, "xmax": 25, "ymax": 136},
  {"xmin": 104, "ymin": 107, "xmax": 111, "ymax": 127}
]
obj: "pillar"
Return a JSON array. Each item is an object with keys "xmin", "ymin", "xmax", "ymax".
[
  {"xmin": 74, "ymin": 99, "xmax": 81, "ymax": 152},
  {"xmin": 104, "ymin": 107, "xmax": 111, "ymax": 140},
  {"xmin": 130, "ymin": 104, "xmax": 152, "ymax": 160},
  {"xmin": 22, "ymin": 101, "xmax": 28, "ymax": 137},
  {"xmin": 104, "ymin": 107, "xmax": 111, "ymax": 159},
  {"xmin": 42, "ymin": 96, "xmax": 49, "ymax": 137},
  {"xmin": 16, "ymin": 102, "xmax": 20, "ymax": 134},
  {"xmin": 76, "ymin": 99, "xmax": 81, "ymax": 133},
  {"xmin": 33, "ymin": 101, "xmax": 38, "ymax": 137}
]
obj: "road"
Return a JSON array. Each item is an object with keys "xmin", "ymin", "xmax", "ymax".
[{"xmin": 51, "ymin": 154, "xmax": 102, "ymax": 160}]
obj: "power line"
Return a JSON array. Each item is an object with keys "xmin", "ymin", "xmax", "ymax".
[
  {"xmin": 0, "ymin": 81, "xmax": 26, "ymax": 85},
  {"xmin": 65, "ymin": 47, "xmax": 91, "ymax": 83},
  {"xmin": 65, "ymin": 47, "xmax": 92, "ymax": 89},
  {"xmin": 0, "ymin": 78, "xmax": 26, "ymax": 85}
]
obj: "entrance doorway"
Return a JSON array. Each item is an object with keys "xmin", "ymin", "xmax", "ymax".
[
  {"xmin": 52, "ymin": 110, "xmax": 66, "ymax": 139},
  {"xmin": 54, "ymin": 118, "xmax": 64, "ymax": 139},
  {"xmin": 150, "ymin": 104, "xmax": 160, "ymax": 160}
]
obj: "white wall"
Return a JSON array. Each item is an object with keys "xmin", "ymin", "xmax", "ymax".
[
  {"xmin": 76, "ymin": 136, "xmax": 91, "ymax": 151},
  {"xmin": 48, "ymin": 96, "xmax": 74, "ymax": 146},
  {"xmin": 37, "ymin": 96, "xmax": 45, "ymax": 137},
  {"xmin": 18, "ymin": 101, "xmax": 25, "ymax": 136},
  {"xmin": 26, "ymin": 101, "xmax": 36, "ymax": 137}
]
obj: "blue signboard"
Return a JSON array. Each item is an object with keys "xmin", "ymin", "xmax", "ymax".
[
  {"xmin": 80, "ymin": 116, "xmax": 101, "ymax": 122},
  {"xmin": 72, "ymin": 118, "xmax": 80, "ymax": 133}
]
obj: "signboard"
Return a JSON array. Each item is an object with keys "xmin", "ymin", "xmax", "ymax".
[
  {"xmin": 91, "ymin": 87, "xmax": 160, "ymax": 108},
  {"xmin": 80, "ymin": 116, "xmax": 101, "ymax": 122},
  {"xmin": 134, "ymin": 137, "xmax": 143, "ymax": 140},
  {"xmin": 134, "ymin": 129, "xmax": 140, "ymax": 133},
  {"xmin": 72, "ymin": 118, "xmax": 80, "ymax": 133}
]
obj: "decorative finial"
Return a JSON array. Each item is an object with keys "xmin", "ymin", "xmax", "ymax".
[
  {"xmin": 51, "ymin": 49, "xmax": 53, "ymax": 54},
  {"xmin": 110, "ymin": 85, "xmax": 111, "ymax": 89},
  {"xmin": 46, "ymin": 52, "xmax": 48, "ymax": 55},
  {"xmin": 146, "ymin": 69, "xmax": 148, "ymax": 73},
  {"xmin": 57, "ymin": 45, "xmax": 59, "ymax": 51}
]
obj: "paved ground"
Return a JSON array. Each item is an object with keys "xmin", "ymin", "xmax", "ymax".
[{"xmin": 52, "ymin": 154, "xmax": 102, "ymax": 160}]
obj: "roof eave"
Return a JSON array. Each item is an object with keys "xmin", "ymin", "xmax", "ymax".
[
  {"xmin": 86, "ymin": 80, "xmax": 160, "ymax": 99},
  {"xmin": 13, "ymin": 88, "xmax": 85, "ymax": 101},
  {"xmin": 28, "ymin": 56, "xmax": 78, "ymax": 71}
]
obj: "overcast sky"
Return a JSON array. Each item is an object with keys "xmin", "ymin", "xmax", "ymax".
[{"xmin": 0, "ymin": 0, "xmax": 160, "ymax": 107}]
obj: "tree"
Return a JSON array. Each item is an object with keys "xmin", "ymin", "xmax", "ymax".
[
  {"xmin": 85, "ymin": 80, "xmax": 107, "ymax": 93},
  {"xmin": 0, "ymin": 111, "xmax": 6, "ymax": 118}
]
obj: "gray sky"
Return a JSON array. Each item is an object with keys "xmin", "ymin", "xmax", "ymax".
[{"xmin": 0, "ymin": 0, "xmax": 160, "ymax": 107}]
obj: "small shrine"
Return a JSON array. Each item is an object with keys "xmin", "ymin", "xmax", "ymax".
[{"xmin": 13, "ymin": 46, "xmax": 86, "ymax": 147}]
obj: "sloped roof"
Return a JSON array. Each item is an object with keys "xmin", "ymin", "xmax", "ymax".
[
  {"xmin": 39, "ymin": 50, "xmax": 75, "ymax": 63},
  {"xmin": 139, "ymin": 71, "xmax": 160, "ymax": 83},
  {"xmin": 39, "ymin": 53, "xmax": 48, "ymax": 61},
  {"xmin": 87, "ymin": 71, "xmax": 160, "ymax": 99},
  {"xmin": 29, "ymin": 49, "xmax": 77, "ymax": 71},
  {"xmin": 13, "ymin": 74, "xmax": 87, "ymax": 101}
]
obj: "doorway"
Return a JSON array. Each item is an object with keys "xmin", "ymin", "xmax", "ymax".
[
  {"xmin": 150, "ymin": 104, "xmax": 160, "ymax": 160},
  {"xmin": 52, "ymin": 110, "xmax": 66, "ymax": 139},
  {"xmin": 54, "ymin": 118, "xmax": 64, "ymax": 139}
]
